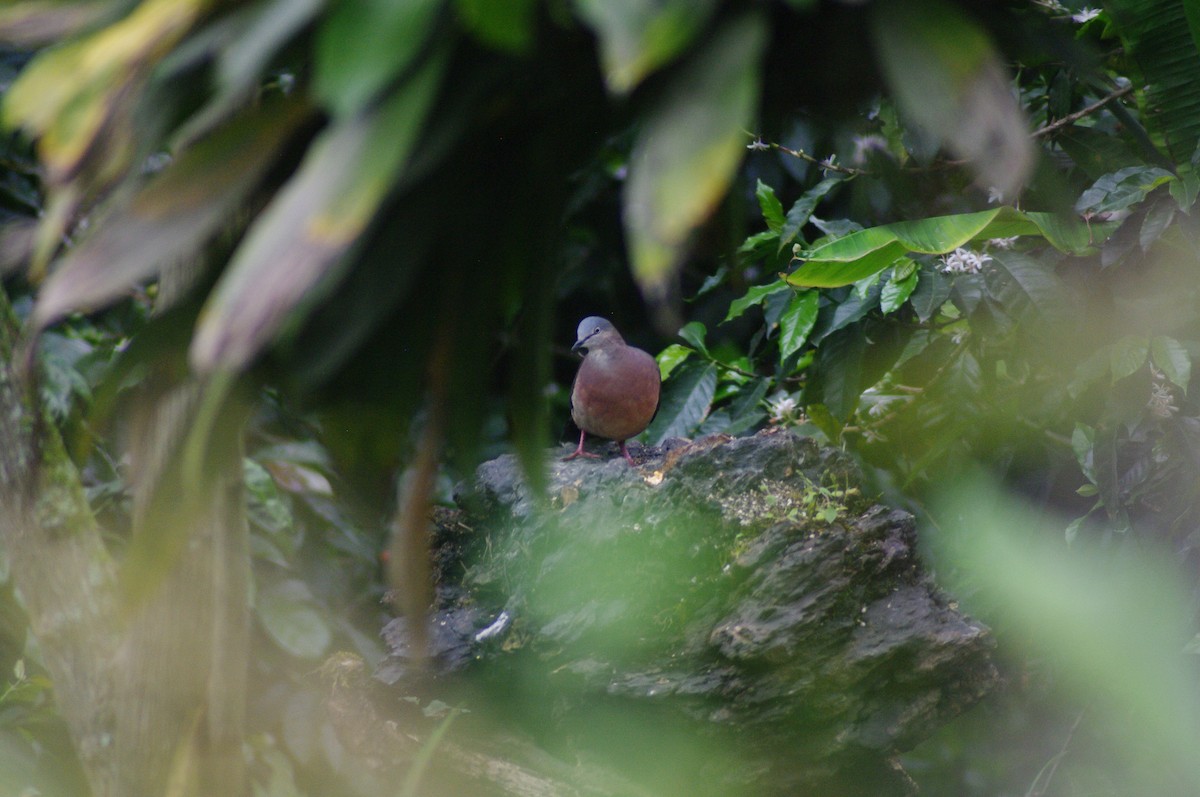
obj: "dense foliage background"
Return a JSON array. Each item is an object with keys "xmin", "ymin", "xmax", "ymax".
[{"xmin": 2, "ymin": 0, "xmax": 1200, "ymax": 795}]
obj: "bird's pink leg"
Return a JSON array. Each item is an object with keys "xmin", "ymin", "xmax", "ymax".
[
  {"xmin": 618, "ymin": 441, "xmax": 637, "ymax": 466},
  {"xmin": 562, "ymin": 429, "xmax": 602, "ymax": 461}
]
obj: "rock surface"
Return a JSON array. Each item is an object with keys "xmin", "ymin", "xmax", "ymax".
[{"xmin": 363, "ymin": 430, "xmax": 997, "ymax": 796}]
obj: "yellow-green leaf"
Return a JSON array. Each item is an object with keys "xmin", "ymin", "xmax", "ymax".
[
  {"xmin": 572, "ymin": 0, "xmax": 716, "ymax": 93},
  {"xmin": 624, "ymin": 14, "xmax": 764, "ymax": 301}
]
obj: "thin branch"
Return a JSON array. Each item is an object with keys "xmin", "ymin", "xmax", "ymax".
[
  {"xmin": 770, "ymin": 143, "xmax": 870, "ymax": 176},
  {"xmin": 1031, "ymin": 84, "xmax": 1135, "ymax": 138}
]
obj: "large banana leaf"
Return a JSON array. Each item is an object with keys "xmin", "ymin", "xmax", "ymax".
[{"xmin": 788, "ymin": 207, "xmax": 1112, "ymax": 288}]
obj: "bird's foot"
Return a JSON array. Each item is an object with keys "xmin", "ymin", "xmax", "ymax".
[
  {"xmin": 619, "ymin": 442, "xmax": 639, "ymax": 467},
  {"xmin": 562, "ymin": 448, "xmax": 603, "ymax": 461}
]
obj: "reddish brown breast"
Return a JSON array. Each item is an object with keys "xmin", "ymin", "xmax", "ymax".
[{"xmin": 570, "ymin": 344, "xmax": 661, "ymax": 442}]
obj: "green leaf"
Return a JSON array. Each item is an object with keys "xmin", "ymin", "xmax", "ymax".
[
  {"xmin": 1072, "ymin": 422, "xmax": 1096, "ymax": 482},
  {"xmin": 645, "ymin": 361, "xmax": 718, "ymax": 444},
  {"xmin": 808, "ymin": 326, "xmax": 866, "ymax": 419},
  {"xmin": 756, "ymin": 179, "xmax": 785, "ymax": 234},
  {"xmin": 1109, "ymin": 335, "xmax": 1150, "ymax": 381},
  {"xmin": 778, "ymin": 289, "xmax": 819, "ymax": 359},
  {"xmin": 880, "ymin": 266, "xmax": 918, "ymax": 314},
  {"xmin": 656, "ymin": 343, "xmax": 693, "ymax": 381},
  {"xmin": 1150, "ymin": 335, "xmax": 1190, "ymax": 392},
  {"xmin": 1068, "ymin": 346, "xmax": 1114, "ymax": 398},
  {"xmin": 1075, "ymin": 166, "xmax": 1176, "ymax": 215},
  {"xmin": 788, "ymin": 207, "xmax": 1105, "ymax": 288},
  {"xmin": 779, "ymin": 176, "xmax": 842, "ymax": 249},
  {"xmin": 723, "ymin": 280, "xmax": 790, "ymax": 322},
  {"xmin": 804, "ymin": 402, "xmax": 843, "ymax": 443},
  {"xmin": 1107, "ymin": 0, "xmax": 1200, "ymax": 164},
  {"xmin": 870, "ymin": 0, "xmax": 1033, "ymax": 198},
  {"xmin": 1140, "ymin": 198, "xmax": 1176, "ymax": 251},
  {"xmin": 909, "ymin": 268, "xmax": 951, "ymax": 322},
  {"xmin": 454, "ymin": 0, "xmax": 535, "ymax": 53},
  {"xmin": 624, "ymin": 14, "xmax": 765, "ymax": 301},
  {"xmin": 985, "ymin": 251, "xmax": 1070, "ymax": 321},
  {"xmin": 314, "ymin": 0, "xmax": 443, "ymax": 118},
  {"xmin": 678, "ymin": 321, "xmax": 708, "ymax": 355},
  {"xmin": 572, "ymin": 0, "xmax": 716, "ymax": 93},
  {"xmin": 191, "ymin": 50, "xmax": 449, "ymax": 372},
  {"xmin": 257, "ymin": 580, "xmax": 333, "ymax": 659},
  {"xmin": 1170, "ymin": 171, "xmax": 1200, "ymax": 210}
]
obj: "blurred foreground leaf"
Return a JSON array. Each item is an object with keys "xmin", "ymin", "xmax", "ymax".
[
  {"xmin": 624, "ymin": 13, "xmax": 764, "ymax": 301},
  {"xmin": 34, "ymin": 97, "xmax": 310, "ymax": 328},
  {"xmin": 870, "ymin": 0, "xmax": 1033, "ymax": 198},
  {"xmin": 190, "ymin": 48, "xmax": 448, "ymax": 372},
  {"xmin": 932, "ymin": 479, "xmax": 1200, "ymax": 791}
]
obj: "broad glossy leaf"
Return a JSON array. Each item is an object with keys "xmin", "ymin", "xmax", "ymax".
[
  {"xmin": 984, "ymin": 251, "xmax": 1070, "ymax": 322},
  {"xmin": 808, "ymin": 326, "xmax": 866, "ymax": 419},
  {"xmin": 871, "ymin": 0, "xmax": 1033, "ymax": 198},
  {"xmin": 789, "ymin": 207, "xmax": 1104, "ymax": 288},
  {"xmin": 756, "ymin": 178, "xmax": 785, "ymax": 234},
  {"xmin": 779, "ymin": 176, "xmax": 842, "ymax": 249},
  {"xmin": 645, "ymin": 360, "xmax": 718, "ymax": 444},
  {"xmin": 880, "ymin": 266, "xmax": 918, "ymax": 314},
  {"xmin": 1109, "ymin": 335, "xmax": 1149, "ymax": 382},
  {"xmin": 1075, "ymin": 166, "xmax": 1176, "ymax": 215},
  {"xmin": 1150, "ymin": 335, "xmax": 1190, "ymax": 392},
  {"xmin": 314, "ymin": 0, "xmax": 442, "ymax": 118},
  {"xmin": 810, "ymin": 281, "xmax": 881, "ymax": 345},
  {"xmin": 1140, "ymin": 198, "xmax": 1176, "ymax": 251},
  {"xmin": 778, "ymin": 289, "xmax": 818, "ymax": 359},
  {"xmin": 656, "ymin": 343, "xmax": 693, "ymax": 380},
  {"xmin": 624, "ymin": 14, "xmax": 764, "ymax": 301},
  {"xmin": 723, "ymin": 279, "xmax": 790, "ymax": 322},
  {"xmin": 191, "ymin": 50, "xmax": 448, "ymax": 372},
  {"xmin": 34, "ymin": 98, "xmax": 311, "ymax": 328},
  {"xmin": 678, "ymin": 321, "xmax": 708, "ymax": 355},
  {"xmin": 573, "ymin": 0, "xmax": 716, "ymax": 93}
]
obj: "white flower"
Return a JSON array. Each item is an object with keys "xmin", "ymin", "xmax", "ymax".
[
  {"xmin": 766, "ymin": 391, "xmax": 803, "ymax": 424},
  {"xmin": 988, "ymin": 236, "xmax": 1019, "ymax": 250},
  {"xmin": 867, "ymin": 396, "xmax": 896, "ymax": 418},
  {"xmin": 1071, "ymin": 7, "xmax": 1101, "ymax": 23},
  {"xmin": 938, "ymin": 247, "xmax": 993, "ymax": 274},
  {"xmin": 1148, "ymin": 382, "xmax": 1178, "ymax": 418},
  {"xmin": 851, "ymin": 134, "xmax": 888, "ymax": 164},
  {"xmin": 747, "ymin": 137, "xmax": 770, "ymax": 152},
  {"xmin": 986, "ymin": 186, "xmax": 1005, "ymax": 204},
  {"xmin": 819, "ymin": 154, "xmax": 838, "ymax": 174}
]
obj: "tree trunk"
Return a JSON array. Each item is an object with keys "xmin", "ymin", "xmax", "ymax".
[
  {"xmin": 0, "ymin": 284, "xmax": 119, "ymax": 795},
  {"xmin": 0, "ymin": 279, "xmax": 251, "ymax": 796}
]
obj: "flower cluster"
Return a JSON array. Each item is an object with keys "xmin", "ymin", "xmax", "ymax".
[
  {"xmin": 1147, "ymin": 367, "xmax": 1179, "ymax": 419},
  {"xmin": 938, "ymin": 248, "xmax": 993, "ymax": 274},
  {"xmin": 765, "ymin": 391, "xmax": 805, "ymax": 425}
]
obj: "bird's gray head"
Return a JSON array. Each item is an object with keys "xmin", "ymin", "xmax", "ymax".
[{"xmin": 572, "ymin": 316, "xmax": 622, "ymax": 353}]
